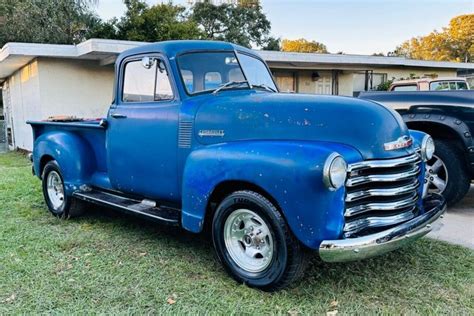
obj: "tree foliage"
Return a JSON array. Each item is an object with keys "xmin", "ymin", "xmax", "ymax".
[
  {"xmin": 87, "ymin": 0, "xmax": 202, "ymax": 42},
  {"xmin": 191, "ymin": 1, "xmax": 271, "ymax": 48},
  {"xmin": 0, "ymin": 0, "xmax": 276, "ymax": 49},
  {"xmin": 0, "ymin": 0, "xmax": 99, "ymax": 47},
  {"xmin": 281, "ymin": 38, "xmax": 328, "ymax": 53},
  {"xmin": 394, "ymin": 14, "xmax": 473, "ymax": 63},
  {"xmin": 262, "ymin": 37, "xmax": 281, "ymax": 51}
]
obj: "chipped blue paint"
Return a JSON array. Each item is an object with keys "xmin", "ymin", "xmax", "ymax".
[{"xmin": 27, "ymin": 40, "xmax": 430, "ymax": 249}]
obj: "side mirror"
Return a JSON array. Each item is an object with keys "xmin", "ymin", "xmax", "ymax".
[
  {"xmin": 99, "ymin": 119, "xmax": 108, "ymax": 128},
  {"xmin": 141, "ymin": 56, "xmax": 155, "ymax": 69}
]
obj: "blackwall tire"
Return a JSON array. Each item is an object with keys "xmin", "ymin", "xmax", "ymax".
[
  {"xmin": 426, "ymin": 140, "xmax": 470, "ymax": 206},
  {"xmin": 41, "ymin": 160, "xmax": 86, "ymax": 219},
  {"xmin": 212, "ymin": 190, "xmax": 308, "ymax": 291}
]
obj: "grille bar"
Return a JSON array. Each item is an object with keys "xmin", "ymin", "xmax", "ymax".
[
  {"xmin": 346, "ymin": 179, "xmax": 420, "ymax": 202},
  {"xmin": 347, "ymin": 152, "xmax": 421, "ymax": 172},
  {"xmin": 344, "ymin": 152, "xmax": 422, "ymax": 237},
  {"xmin": 345, "ymin": 192, "xmax": 419, "ymax": 217},
  {"xmin": 346, "ymin": 165, "xmax": 420, "ymax": 187},
  {"xmin": 343, "ymin": 207, "xmax": 416, "ymax": 237}
]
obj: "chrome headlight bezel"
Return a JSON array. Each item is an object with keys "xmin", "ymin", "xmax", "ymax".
[
  {"xmin": 421, "ymin": 135, "xmax": 435, "ymax": 161},
  {"xmin": 323, "ymin": 153, "xmax": 348, "ymax": 190}
]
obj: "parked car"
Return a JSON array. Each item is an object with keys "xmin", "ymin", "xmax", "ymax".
[
  {"xmin": 389, "ymin": 77, "xmax": 470, "ymax": 92},
  {"xmin": 28, "ymin": 41, "xmax": 446, "ymax": 291},
  {"xmin": 359, "ymin": 90, "xmax": 474, "ymax": 205}
]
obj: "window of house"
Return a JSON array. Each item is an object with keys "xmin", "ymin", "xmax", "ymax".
[
  {"xmin": 353, "ymin": 72, "xmax": 387, "ymax": 92},
  {"xmin": 122, "ymin": 58, "xmax": 174, "ymax": 102}
]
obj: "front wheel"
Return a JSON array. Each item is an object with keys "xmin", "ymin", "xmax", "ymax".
[
  {"xmin": 42, "ymin": 160, "xmax": 86, "ymax": 219},
  {"xmin": 212, "ymin": 190, "xmax": 308, "ymax": 291}
]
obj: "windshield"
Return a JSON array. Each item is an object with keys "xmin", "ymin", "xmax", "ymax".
[{"xmin": 177, "ymin": 51, "xmax": 277, "ymax": 95}]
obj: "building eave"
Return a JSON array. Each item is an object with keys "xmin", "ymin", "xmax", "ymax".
[
  {"xmin": 1, "ymin": 39, "xmax": 473, "ymax": 84},
  {"xmin": 256, "ymin": 50, "xmax": 474, "ymax": 71}
]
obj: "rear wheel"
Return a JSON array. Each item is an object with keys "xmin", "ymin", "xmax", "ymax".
[
  {"xmin": 42, "ymin": 160, "xmax": 86, "ymax": 219},
  {"xmin": 424, "ymin": 139, "xmax": 470, "ymax": 206},
  {"xmin": 212, "ymin": 190, "xmax": 308, "ymax": 291}
]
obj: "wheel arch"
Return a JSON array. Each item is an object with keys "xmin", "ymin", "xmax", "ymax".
[
  {"xmin": 39, "ymin": 154, "xmax": 55, "ymax": 178},
  {"xmin": 203, "ymin": 180, "xmax": 282, "ymax": 233},
  {"xmin": 402, "ymin": 113, "xmax": 473, "ymax": 151}
]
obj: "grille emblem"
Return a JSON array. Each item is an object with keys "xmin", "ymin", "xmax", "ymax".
[{"xmin": 383, "ymin": 136, "xmax": 413, "ymax": 151}]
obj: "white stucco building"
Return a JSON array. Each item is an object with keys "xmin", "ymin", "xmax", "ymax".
[{"xmin": 1, "ymin": 39, "xmax": 473, "ymax": 151}]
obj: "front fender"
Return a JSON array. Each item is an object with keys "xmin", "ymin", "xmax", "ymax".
[
  {"xmin": 403, "ymin": 113, "xmax": 473, "ymax": 151},
  {"xmin": 33, "ymin": 131, "xmax": 95, "ymax": 195},
  {"xmin": 181, "ymin": 140, "xmax": 362, "ymax": 249}
]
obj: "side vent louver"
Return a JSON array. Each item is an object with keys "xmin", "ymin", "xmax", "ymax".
[{"xmin": 178, "ymin": 120, "xmax": 193, "ymax": 148}]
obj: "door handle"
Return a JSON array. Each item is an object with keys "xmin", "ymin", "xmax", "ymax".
[{"xmin": 111, "ymin": 113, "xmax": 127, "ymax": 119}]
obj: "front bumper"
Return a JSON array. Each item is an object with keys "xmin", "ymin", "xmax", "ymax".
[{"xmin": 319, "ymin": 194, "xmax": 446, "ymax": 262}]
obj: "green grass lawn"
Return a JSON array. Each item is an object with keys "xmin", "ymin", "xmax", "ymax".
[{"xmin": 0, "ymin": 151, "xmax": 473, "ymax": 314}]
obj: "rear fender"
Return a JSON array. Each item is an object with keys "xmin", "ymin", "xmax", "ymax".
[
  {"xmin": 181, "ymin": 140, "xmax": 362, "ymax": 249},
  {"xmin": 33, "ymin": 131, "xmax": 95, "ymax": 195}
]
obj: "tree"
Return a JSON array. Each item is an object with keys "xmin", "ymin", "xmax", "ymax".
[
  {"xmin": 281, "ymin": 38, "xmax": 328, "ymax": 53},
  {"xmin": 87, "ymin": 0, "xmax": 202, "ymax": 42},
  {"xmin": 262, "ymin": 37, "xmax": 280, "ymax": 51},
  {"xmin": 394, "ymin": 14, "xmax": 473, "ymax": 63},
  {"xmin": 191, "ymin": 1, "xmax": 271, "ymax": 48},
  {"xmin": 0, "ymin": 0, "xmax": 100, "ymax": 47}
]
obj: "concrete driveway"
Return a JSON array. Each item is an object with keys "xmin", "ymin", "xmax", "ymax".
[{"xmin": 428, "ymin": 184, "xmax": 474, "ymax": 249}]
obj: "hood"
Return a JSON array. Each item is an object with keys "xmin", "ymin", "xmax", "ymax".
[{"xmin": 194, "ymin": 91, "xmax": 414, "ymax": 160}]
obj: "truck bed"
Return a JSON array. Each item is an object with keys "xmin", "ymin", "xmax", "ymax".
[
  {"xmin": 359, "ymin": 90, "xmax": 474, "ymax": 110},
  {"xmin": 27, "ymin": 118, "xmax": 109, "ymax": 189}
]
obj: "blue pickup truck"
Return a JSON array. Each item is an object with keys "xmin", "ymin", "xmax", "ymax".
[{"xmin": 28, "ymin": 41, "xmax": 446, "ymax": 291}]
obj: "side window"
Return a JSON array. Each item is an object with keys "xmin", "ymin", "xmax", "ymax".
[
  {"xmin": 123, "ymin": 60, "xmax": 155, "ymax": 102},
  {"xmin": 122, "ymin": 58, "xmax": 174, "ymax": 103},
  {"xmin": 204, "ymin": 72, "xmax": 222, "ymax": 90},
  {"xmin": 392, "ymin": 85, "xmax": 417, "ymax": 91},
  {"xmin": 457, "ymin": 82, "xmax": 468, "ymax": 90},
  {"xmin": 155, "ymin": 61, "xmax": 174, "ymax": 101}
]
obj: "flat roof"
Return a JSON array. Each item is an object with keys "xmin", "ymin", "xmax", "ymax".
[{"xmin": 1, "ymin": 38, "xmax": 473, "ymax": 82}]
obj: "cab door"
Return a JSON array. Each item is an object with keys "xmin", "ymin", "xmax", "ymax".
[{"xmin": 106, "ymin": 55, "xmax": 180, "ymax": 201}]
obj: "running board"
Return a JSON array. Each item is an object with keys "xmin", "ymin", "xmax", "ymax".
[{"xmin": 73, "ymin": 189, "xmax": 180, "ymax": 225}]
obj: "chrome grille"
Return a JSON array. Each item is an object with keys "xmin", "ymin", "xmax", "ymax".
[{"xmin": 344, "ymin": 152, "xmax": 422, "ymax": 238}]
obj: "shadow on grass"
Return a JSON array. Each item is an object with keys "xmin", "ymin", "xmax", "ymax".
[{"xmin": 69, "ymin": 203, "xmax": 457, "ymax": 296}]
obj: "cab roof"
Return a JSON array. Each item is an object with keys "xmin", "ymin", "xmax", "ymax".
[
  {"xmin": 392, "ymin": 77, "xmax": 467, "ymax": 85},
  {"xmin": 116, "ymin": 40, "xmax": 256, "ymax": 64}
]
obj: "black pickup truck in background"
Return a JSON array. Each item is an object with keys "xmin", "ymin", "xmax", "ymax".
[{"xmin": 360, "ymin": 90, "xmax": 474, "ymax": 206}]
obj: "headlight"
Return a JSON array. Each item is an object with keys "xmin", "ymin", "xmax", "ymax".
[
  {"xmin": 421, "ymin": 135, "xmax": 435, "ymax": 161},
  {"xmin": 323, "ymin": 153, "xmax": 347, "ymax": 190}
]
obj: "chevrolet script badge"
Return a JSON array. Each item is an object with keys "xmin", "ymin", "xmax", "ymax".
[
  {"xmin": 383, "ymin": 136, "xmax": 413, "ymax": 151},
  {"xmin": 198, "ymin": 130, "xmax": 225, "ymax": 137}
]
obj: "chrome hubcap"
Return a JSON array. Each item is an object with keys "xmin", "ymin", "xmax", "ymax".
[
  {"xmin": 223, "ymin": 209, "xmax": 274, "ymax": 273},
  {"xmin": 47, "ymin": 171, "xmax": 65, "ymax": 209},
  {"xmin": 424, "ymin": 155, "xmax": 448, "ymax": 194}
]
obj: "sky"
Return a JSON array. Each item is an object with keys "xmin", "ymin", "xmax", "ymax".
[{"xmin": 96, "ymin": 0, "xmax": 474, "ymax": 55}]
